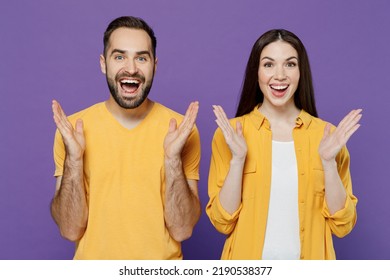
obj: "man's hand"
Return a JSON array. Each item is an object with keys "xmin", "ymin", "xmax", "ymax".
[
  {"xmin": 164, "ymin": 101, "xmax": 199, "ymax": 159},
  {"xmin": 52, "ymin": 100, "xmax": 85, "ymax": 161}
]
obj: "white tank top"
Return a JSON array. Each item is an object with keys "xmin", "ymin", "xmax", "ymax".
[{"xmin": 262, "ymin": 141, "xmax": 300, "ymax": 260}]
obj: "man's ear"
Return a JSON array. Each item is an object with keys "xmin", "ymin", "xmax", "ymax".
[
  {"xmin": 100, "ymin": 54, "xmax": 106, "ymax": 74},
  {"xmin": 154, "ymin": 57, "xmax": 158, "ymax": 72}
]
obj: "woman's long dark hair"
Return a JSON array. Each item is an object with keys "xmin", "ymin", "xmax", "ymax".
[{"xmin": 235, "ymin": 29, "xmax": 318, "ymax": 118}]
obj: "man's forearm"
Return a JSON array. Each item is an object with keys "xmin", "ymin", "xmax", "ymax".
[
  {"xmin": 164, "ymin": 156, "xmax": 200, "ymax": 242},
  {"xmin": 51, "ymin": 156, "xmax": 88, "ymax": 241}
]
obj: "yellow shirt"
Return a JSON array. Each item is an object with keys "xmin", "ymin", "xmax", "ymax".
[
  {"xmin": 206, "ymin": 106, "xmax": 357, "ymax": 260},
  {"xmin": 54, "ymin": 102, "xmax": 200, "ymax": 259}
]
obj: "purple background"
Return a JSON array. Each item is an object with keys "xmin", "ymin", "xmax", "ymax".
[{"xmin": 1, "ymin": 0, "xmax": 389, "ymax": 260}]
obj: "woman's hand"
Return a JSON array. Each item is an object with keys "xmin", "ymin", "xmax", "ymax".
[
  {"xmin": 319, "ymin": 109, "xmax": 362, "ymax": 165},
  {"xmin": 213, "ymin": 105, "xmax": 247, "ymax": 162}
]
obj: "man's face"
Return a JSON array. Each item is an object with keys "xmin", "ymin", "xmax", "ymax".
[{"xmin": 100, "ymin": 27, "xmax": 157, "ymax": 109}]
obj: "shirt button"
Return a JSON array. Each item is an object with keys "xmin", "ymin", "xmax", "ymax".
[{"xmin": 301, "ymin": 227, "xmax": 305, "ymax": 232}]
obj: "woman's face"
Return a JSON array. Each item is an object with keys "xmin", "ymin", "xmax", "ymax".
[{"xmin": 258, "ymin": 40, "xmax": 300, "ymax": 110}]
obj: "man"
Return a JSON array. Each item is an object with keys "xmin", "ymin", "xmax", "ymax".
[{"xmin": 51, "ymin": 16, "xmax": 201, "ymax": 260}]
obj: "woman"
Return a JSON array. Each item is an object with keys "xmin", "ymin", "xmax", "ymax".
[{"xmin": 206, "ymin": 29, "xmax": 362, "ymax": 260}]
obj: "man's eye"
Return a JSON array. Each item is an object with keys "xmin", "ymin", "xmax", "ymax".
[
  {"xmin": 115, "ymin": 55, "xmax": 124, "ymax": 60},
  {"xmin": 137, "ymin": 57, "xmax": 147, "ymax": 62}
]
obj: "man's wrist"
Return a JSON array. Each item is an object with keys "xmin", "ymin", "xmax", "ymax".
[
  {"xmin": 165, "ymin": 155, "xmax": 182, "ymax": 166},
  {"xmin": 65, "ymin": 153, "xmax": 84, "ymax": 166}
]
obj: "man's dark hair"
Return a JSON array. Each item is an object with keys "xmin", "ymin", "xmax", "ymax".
[{"xmin": 103, "ymin": 16, "xmax": 157, "ymax": 58}]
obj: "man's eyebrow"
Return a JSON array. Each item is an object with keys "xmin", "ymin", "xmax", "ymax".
[
  {"xmin": 136, "ymin": 50, "xmax": 152, "ymax": 57},
  {"xmin": 110, "ymin": 49, "xmax": 126, "ymax": 55},
  {"xmin": 110, "ymin": 49, "xmax": 152, "ymax": 57}
]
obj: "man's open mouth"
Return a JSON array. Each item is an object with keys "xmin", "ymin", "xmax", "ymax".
[{"xmin": 120, "ymin": 79, "xmax": 140, "ymax": 93}]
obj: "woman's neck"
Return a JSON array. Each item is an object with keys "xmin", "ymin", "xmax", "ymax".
[{"xmin": 259, "ymin": 102, "xmax": 300, "ymax": 142}]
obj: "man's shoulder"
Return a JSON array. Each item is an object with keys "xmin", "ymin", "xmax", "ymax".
[
  {"xmin": 152, "ymin": 102, "xmax": 185, "ymax": 120},
  {"xmin": 67, "ymin": 102, "xmax": 105, "ymax": 122},
  {"xmin": 151, "ymin": 102, "xmax": 199, "ymax": 136}
]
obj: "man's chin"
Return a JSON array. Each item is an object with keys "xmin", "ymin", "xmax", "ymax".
[
  {"xmin": 117, "ymin": 95, "xmax": 147, "ymax": 109},
  {"xmin": 108, "ymin": 83, "xmax": 151, "ymax": 110}
]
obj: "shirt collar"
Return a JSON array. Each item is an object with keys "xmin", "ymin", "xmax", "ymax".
[
  {"xmin": 248, "ymin": 104, "xmax": 313, "ymax": 130},
  {"xmin": 249, "ymin": 104, "xmax": 267, "ymax": 130},
  {"xmin": 295, "ymin": 110, "xmax": 313, "ymax": 129}
]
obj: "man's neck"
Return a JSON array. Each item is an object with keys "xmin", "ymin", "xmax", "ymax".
[{"xmin": 105, "ymin": 97, "xmax": 154, "ymax": 130}]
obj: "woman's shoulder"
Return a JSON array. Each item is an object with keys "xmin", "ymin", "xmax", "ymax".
[{"xmin": 301, "ymin": 111, "xmax": 335, "ymax": 130}]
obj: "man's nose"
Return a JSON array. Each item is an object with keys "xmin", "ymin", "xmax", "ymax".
[{"xmin": 125, "ymin": 59, "xmax": 138, "ymax": 74}]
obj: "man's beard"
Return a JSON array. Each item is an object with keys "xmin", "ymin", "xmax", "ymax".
[{"xmin": 106, "ymin": 72, "xmax": 154, "ymax": 109}]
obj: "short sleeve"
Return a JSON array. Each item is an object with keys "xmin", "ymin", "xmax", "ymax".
[
  {"xmin": 181, "ymin": 125, "xmax": 201, "ymax": 180},
  {"xmin": 53, "ymin": 129, "xmax": 65, "ymax": 177}
]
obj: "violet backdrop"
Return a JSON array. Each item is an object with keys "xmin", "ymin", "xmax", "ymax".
[{"xmin": 1, "ymin": 0, "xmax": 389, "ymax": 259}]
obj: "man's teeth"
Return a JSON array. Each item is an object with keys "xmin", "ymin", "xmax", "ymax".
[
  {"xmin": 271, "ymin": 85, "xmax": 288, "ymax": 90},
  {"xmin": 121, "ymin": 79, "xmax": 140, "ymax": 84}
]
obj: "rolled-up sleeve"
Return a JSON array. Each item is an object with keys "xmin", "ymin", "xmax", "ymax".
[
  {"xmin": 206, "ymin": 128, "xmax": 242, "ymax": 235},
  {"xmin": 322, "ymin": 146, "xmax": 358, "ymax": 237}
]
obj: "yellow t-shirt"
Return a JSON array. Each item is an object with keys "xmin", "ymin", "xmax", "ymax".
[
  {"xmin": 53, "ymin": 102, "xmax": 200, "ymax": 259},
  {"xmin": 206, "ymin": 106, "xmax": 357, "ymax": 260}
]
